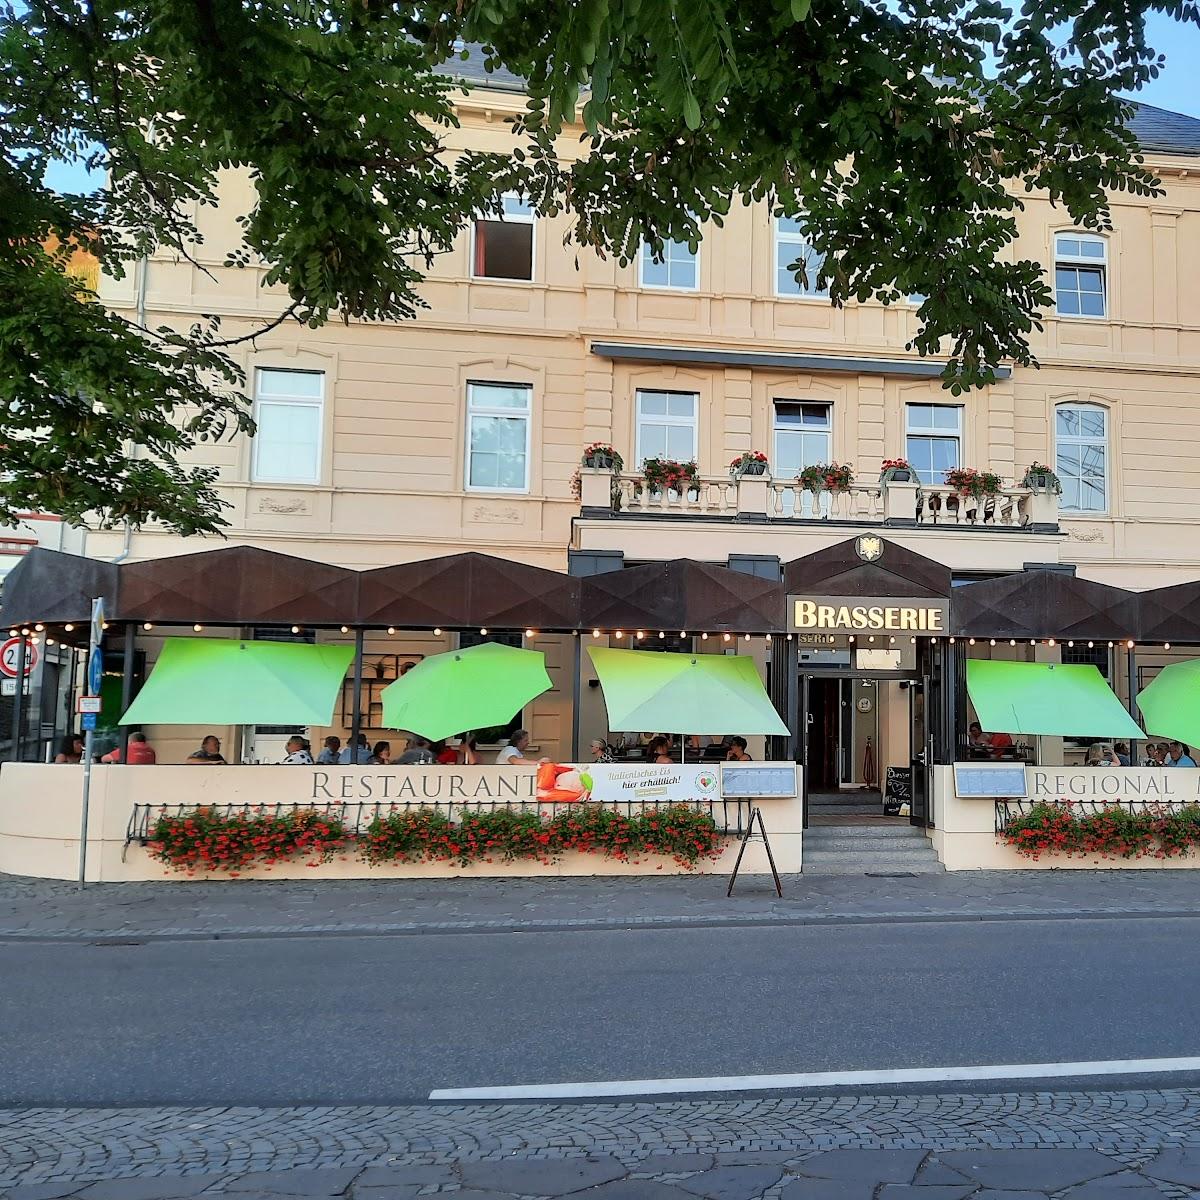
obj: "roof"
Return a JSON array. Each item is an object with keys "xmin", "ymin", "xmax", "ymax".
[
  {"xmin": 1125, "ymin": 100, "xmax": 1200, "ymax": 157},
  {"xmin": 434, "ymin": 46, "xmax": 1200, "ymax": 158}
]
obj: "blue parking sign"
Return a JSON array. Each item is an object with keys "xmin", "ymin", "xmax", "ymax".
[
  {"xmin": 81, "ymin": 712, "xmax": 98, "ymax": 731},
  {"xmin": 87, "ymin": 648, "xmax": 103, "ymax": 696}
]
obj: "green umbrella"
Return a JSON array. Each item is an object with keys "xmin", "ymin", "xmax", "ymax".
[
  {"xmin": 588, "ymin": 646, "xmax": 789, "ymax": 736},
  {"xmin": 381, "ymin": 641, "xmax": 552, "ymax": 741},
  {"xmin": 121, "ymin": 638, "xmax": 355, "ymax": 726},
  {"xmin": 1137, "ymin": 659, "xmax": 1200, "ymax": 744}
]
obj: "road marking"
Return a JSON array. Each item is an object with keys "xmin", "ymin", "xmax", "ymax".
[{"xmin": 429, "ymin": 1056, "xmax": 1200, "ymax": 1101}]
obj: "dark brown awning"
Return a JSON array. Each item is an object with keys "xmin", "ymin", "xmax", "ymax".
[
  {"xmin": 358, "ymin": 552, "xmax": 581, "ymax": 630},
  {"xmin": 1138, "ymin": 580, "xmax": 1200, "ymax": 644},
  {"xmin": 119, "ymin": 546, "xmax": 360, "ymax": 626},
  {"xmin": 951, "ymin": 571, "xmax": 1139, "ymax": 641},
  {"xmin": 783, "ymin": 537, "xmax": 952, "ymax": 598},
  {"xmin": 580, "ymin": 559, "xmax": 783, "ymax": 633},
  {"xmin": 0, "ymin": 548, "xmax": 118, "ymax": 628}
]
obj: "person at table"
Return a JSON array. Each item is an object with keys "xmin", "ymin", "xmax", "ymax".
[
  {"xmin": 54, "ymin": 734, "xmax": 85, "ymax": 764},
  {"xmin": 280, "ymin": 735, "xmax": 314, "ymax": 765},
  {"xmin": 398, "ymin": 736, "xmax": 435, "ymax": 765},
  {"xmin": 496, "ymin": 729, "xmax": 531, "ymax": 766},
  {"xmin": 186, "ymin": 735, "xmax": 226, "ymax": 765},
  {"xmin": 726, "ymin": 736, "xmax": 752, "ymax": 761},
  {"xmin": 1113, "ymin": 742, "xmax": 1131, "ymax": 767},
  {"xmin": 968, "ymin": 722, "xmax": 988, "ymax": 748},
  {"xmin": 370, "ymin": 740, "xmax": 392, "ymax": 765},
  {"xmin": 1168, "ymin": 742, "xmax": 1197, "ymax": 767},
  {"xmin": 987, "ymin": 731, "xmax": 1014, "ymax": 757},
  {"xmin": 316, "ymin": 735, "xmax": 341, "ymax": 765},
  {"xmin": 1085, "ymin": 743, "xmax": 1117, "ymax": 767},
  {"xmin": 590, "ymin": 737, "xmax": 613, "ymax": 763},
  {"xmin": 101, "ymin": 731, "xmax": 156, "ymax": 764},
  {"xmin": 647, "ymin": 736, "xmax": 672, "ymax": 764},
  {"xmin": 338, "ymin": 733, "xmax": 372, "ymax": 765},
  {"xmin": 433, "ymin": 739, "xmax": 458, "ymax": 765},
  {"xmin": 458, "ymin": 734, "xmax": 479, "ymax": 765}
]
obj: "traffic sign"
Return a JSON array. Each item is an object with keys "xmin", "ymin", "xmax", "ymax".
[
  {"xmin": 80, "ymin": 712, "xmax": 98, "ymax": 731},
  {"xmin": 87, "ymin": 647, "xmax": 103, "ymax": 695},
  {"xmin": 0, "ymin": 636, "xmax": 37, "ymax": 679},
  {"xmin": 90, "ymin": 597, "xmax": 105, "ymax": 650},
  {"xmin": 77, "ymin": 695, "xmax": 102, "ymax": 715},
  {"xmin": 1, "ymin": 678, "xmax": 30, "ymax": 696}
]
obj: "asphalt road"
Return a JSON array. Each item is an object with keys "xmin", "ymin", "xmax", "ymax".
[{"xmin": 4, "ymin": 916, "xmax": 1200, "ymax": 1107}]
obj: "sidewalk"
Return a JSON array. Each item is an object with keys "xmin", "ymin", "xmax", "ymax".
[{"xmin": 3, "ymin": 868, "xmax": 1200, "ymax": 940}]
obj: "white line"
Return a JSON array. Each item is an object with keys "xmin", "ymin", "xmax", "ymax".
[{"xmin": 429, "ymin": 1056, "xmax": 1200, "ymax": 1101}]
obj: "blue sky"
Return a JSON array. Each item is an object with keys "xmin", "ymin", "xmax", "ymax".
[{"xmin": 42, "ymin": 12, "xmax": 1200, "ymax": 195}]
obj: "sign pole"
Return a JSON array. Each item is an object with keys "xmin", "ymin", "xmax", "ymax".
[
  {"xmin": 78, "ymin": 597, "xmax": 105, "ymax": 890},
  {"xmin": 8, "ymin": 635, "xmax": 26, "ymax": 761}
]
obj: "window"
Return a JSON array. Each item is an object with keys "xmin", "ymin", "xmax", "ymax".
[
  {"xmin": 252, "ymin": 368, "xmax": 324, "ymax": 484},
  {"xmin": 639, "ymin": 238, "xmax": 699, "ymax": 290},
  {"xmin": 466, "ymin": 382, "xmax": 532, "ymax": 492},
  {"xmin": 905, "ymin": 404, "xmax": 962, "ymax": 484},
  {"xmin": 774, "ymin": 216, "xmax": 828, "ymax": 297},
  {"xmin": 1055, "ymin": 233, "xmax": 1107, "ymax": 319},
  {"xmin": 472, "ymin": 194, "xmax": 535, "ymax": 281},
  {"xmin": 1062, "ymin": 642, "xmax": 1112, "ymax": 683},
  {"xmin": 635, "ymin": 390, "xmax": 698, "ymax": 465},
  {"xmin": 1056, "ymin": 403, "xmax": 1108, "ymax": 512},
  {"xmin": 773, "ymin": 403, "xmax": 831, "ymax": 476}
]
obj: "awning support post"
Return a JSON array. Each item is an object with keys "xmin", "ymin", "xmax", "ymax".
[
  {"xmin": 120, "ymin": 624, "xmax": 136, "ymax": 760},
  {"xmin": 570, "ymin": 635, "xmax": 582, "ymax": 762},
  {"xmin": 350, "ymin": 628, "xmax": 364, "ymax": 757},
  {"xmin": 1127, "ymin": 644, "xmax": 1139, "ymax": 763}
]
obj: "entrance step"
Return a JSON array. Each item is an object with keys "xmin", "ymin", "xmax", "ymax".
[{"xmin": 802, "ymin": 824, "xmax": 945, "ymax": 874}]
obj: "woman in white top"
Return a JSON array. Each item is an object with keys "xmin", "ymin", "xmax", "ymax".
[{"xmin": 495, "ymin": 729, "xmax": 531, "ymax": 765}]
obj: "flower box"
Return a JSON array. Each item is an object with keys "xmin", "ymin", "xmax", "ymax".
[
  {"xmin": 880, "ymin": 458, "xmax": 914, "ymax": 484},
  {"xmin": 729, "ymin": 451, "xmax": 770, "ymax": 479}
]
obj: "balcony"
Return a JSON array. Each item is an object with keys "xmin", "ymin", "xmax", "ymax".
[{"xmin": 579, "ymin": 470, "xmax": 1059, "ymax": 532}]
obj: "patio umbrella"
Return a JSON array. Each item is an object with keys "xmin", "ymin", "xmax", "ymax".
[
  {"xmin": 587, "ymin": 646, "xmax": 789, "ymax": 737},
  {"xmin": 120, "ymin": 638, "xmax": 355, "ymax": 726},
  {"xmin": 1137, "ymin": 659, "xmax": 1200, "ymax": 744},
  {"xmin": 380, "ymin": 641, "xmax": 552, "ymax": 741}
]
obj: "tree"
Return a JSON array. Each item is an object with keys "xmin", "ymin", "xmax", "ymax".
[{"xmin": 1, "ymin": 0, "xmax": 1196, "ymax": 532}]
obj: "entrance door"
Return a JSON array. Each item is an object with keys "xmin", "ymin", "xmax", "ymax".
[
  {"xmin": 805, "ymin": 676, "xmax": 842, "ymax": 793},
  {"xmin": 908, "ymin": 674, "xmax": 932, "ymax": 827}
]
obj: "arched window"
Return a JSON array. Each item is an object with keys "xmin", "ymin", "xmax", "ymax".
[
  {"xmin": 1055, "ymin": 403, "xmax": 1108, "ymax": 512},
  {"xmin": 1054, "ymin": 232, "xmax": 1107, "ymax": 319}
]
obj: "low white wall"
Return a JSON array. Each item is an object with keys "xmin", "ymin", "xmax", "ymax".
[
  {"xmin": 0, "ymin": 763, "xmax": 803, "ymax": 882},
  {"xmin": 932, "ymin": 764, "xmax": 1200, "ymax": 870}
]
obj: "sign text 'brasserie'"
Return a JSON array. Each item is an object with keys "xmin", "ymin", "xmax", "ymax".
[{"xmin": 788, "ymin": 595, "xmax": 950, "ymax": 634}]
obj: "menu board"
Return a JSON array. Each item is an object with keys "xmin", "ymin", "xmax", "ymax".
[
  {"xmin": 953, "ymin": 763, "xmax": 1029, "ymax": 798},
  {"xmin": 884, "ymin": 766, "xmax": 911, "ymax": 815},
  {"xmin": 721, "ymin": 764, "xmax": 798, "ymax": 798}
]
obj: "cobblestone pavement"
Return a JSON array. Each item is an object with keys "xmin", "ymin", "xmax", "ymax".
[
  {"xmin": 4, "ymin": 871, "xmax": 1200, "ymax": 940},
  {"xmin": 5, "ymin": 1089, "xmax": 1200, "ymax": 1198}
]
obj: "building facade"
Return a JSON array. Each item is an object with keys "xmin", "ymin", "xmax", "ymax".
[{"xmin": 77, "ymin": 65, "xmax": 1200, "ymax": 804}]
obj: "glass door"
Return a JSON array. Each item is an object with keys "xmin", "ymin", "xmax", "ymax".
[{"xmin": 908, "ymin": 675, "xmax": 933, "ymax": 827}]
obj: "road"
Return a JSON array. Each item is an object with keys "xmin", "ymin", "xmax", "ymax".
[{"xmin": 4, "ymin": 915, "xmax": 1200, "ymax": 1107}]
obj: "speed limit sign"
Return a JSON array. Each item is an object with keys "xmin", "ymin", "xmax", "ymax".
[{"xmin": 0, "ymin": 637, "xmax": 37, "ymax": 679}]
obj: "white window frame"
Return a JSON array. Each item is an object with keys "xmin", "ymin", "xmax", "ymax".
[
  {"xmin": 251, "ymin": 367, "xmax": 325, "ymax": 485},
  {"xmin": 638, "ymin": 237, "xmax": 700, "ymax": 292},
  {"xmin": 470, "ymin": 193, "xmax": 536, "ymax": 283},
  {"xmin": 774, "ymin": 216, "xmax": 828, "ymax": 299},
  {"xmin": 1054, "ymin": 232, "xmax": 1108, "ymax": 320},
  {"xmin": 772, "ymin": 401, "xmax": 832, "ymax": 468},
  {"xmin": 634, "ymin": 389, "xmax": 699, "ymax": 466},
  {"xmin": 465, "ymin": 381, "xmax": 533, "ymax": 494},
  {"xmin": 1055, "ymin": 402, "xmax": 1109, "ymax": 514},
  {"xmin": 904, "ymin": 404, "xmax": 963, "ymax": 485}
]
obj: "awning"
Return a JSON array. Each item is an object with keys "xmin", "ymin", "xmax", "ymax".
[
  {"xmin": 120, "ymin": 638, "xmax": 355, "ymax": 726},
  {"xmin": 965, "ymin": 660, "xmax": 1143, "ymax": 739},
  {"xmin": 1136, "ymin": 659, "xmax": 1200, "ymax": 744},
  {"xmin": 588, "ymin": 647, "xmax": 789, "ymax": 736}
]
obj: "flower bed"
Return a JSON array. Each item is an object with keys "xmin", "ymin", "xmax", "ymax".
[
  {"xmin": 148, "ymin": 806, "xmax": 349, "ymax": 875},
  {"xmin": 149, "ymin": 803, "xmax": 726, "ymax": 874},
  {"xmin": 999, "ymin": 801, "xmax": 1200, "ymax": 860}
]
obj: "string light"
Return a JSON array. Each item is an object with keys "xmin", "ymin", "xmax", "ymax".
[
  {"xmin": 434, "ymin": 627, "xmax": 442, "ymax": 636},
  {"xmin": 1088, "ymin": 641, "xmax": 1094, "ymax": 648},
  {"xmin": 1127, "ymin": 639, "xmax": 1136, "ymax": 649},
  {"xmin": 889, "ymin": 636, "xmax": 896, "ymax": 644},
  {"xmin": 63, "ymin": 624, "xmax": 73, "ymax": 632},
  {"xmin": 659, "ymin": 631, "xmax": 666, "ymax": 639},
  {"xmin": 701, "ymin": 632, "xmax": 708, "ymax": 640},
  {"xmin": 193, "ymin": 624, "xmax": 203, "ymax": 632},
  {"xmin": 480, "ymin": 627, "xmax": 488, "ymax": 635},
  {"xmin": 340, "ymin": 625, "xmax": 349, "ymax": 634},
  {"xmin": 910, "ymin": 637, "xmax": 917, "ymax": 644},
  {"xmin": 636, "ymin": 631, "xmax": 644, "ymax": 640},
  {"xmin": 101, "ymin": 622, "xmax": 109, "ymax": 630},
  {"xmin": 786, "ymin": 633, "xmax": 793, "ymax": 640},
  {"xmin": 387, "ymin": 626, "xmax": 396, "ymax": 635},
  {"xmin": 744, "ymin": 633, "xmax": 751, "ymax": 642},
  {"xmin": 29, "ymin": 635, "xmax": 39, "ymax": 645},
  {"xmin": 1010, "ymin": 639, "xmax": 1016, "ymax": 646},
  {"xmin": 526, "ymin": 629, "xmax": 536, "ymax": 638},
  {"xmin": 615, "ymin": 630, "xmax": 624, "ymax": 639},
  {"xmin": 723, "ymin": 633, "xmax": 731, "ymax": 642},
  {"xmin": 592, "ymin": 629, "xmax": 601, "ymax": 638},
  {"xmin": 1165, "ymin": 642, "xmax": 1172, "ymax": 650},
  {"xmin": 34, "ymin": 624, "xmax": 43, "ymax": 632},
  {"xmin": 968, "ymin": 638, "xmax": 976, "ymax": 646},
  {"xmin": 19, "ymin": 628, "xmax": 28, "ymax": 635},
  {"xmin": 848, "ymin": 635, "xmax": 855, "ymax": 643},
  {"xmin": 46, "ymin": 638, "xmax": 55, "ymax": 647},
  {"xmin": 1108, "ymin": 641, "xmax": 1114, "ymax": 648},
  {"xmin": 7, "ymin": 629, "xmax": 16, "ymax": 637},
  {"xmin": 291, "ymin": 625, "xmax": 301, "ymax": 634},
  {"xmin": 949, "ymin": 637, "xmax": 956, "ymax": 644},
  {"xmin": 143, "ymin": 623, "xmax": 153, "ymax": 631},
  {"xmin": 868, "ymin": 635, "xmax": 875, "ymax": 642},
  {"xmin": 679, "ymin": 632, "xmax": 687, "ymax": 638}
]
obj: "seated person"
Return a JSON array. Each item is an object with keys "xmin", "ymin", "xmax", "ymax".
[
  {"xmin": 54, "ymin": 735, "xmax": 84, "ymax": 764},
  {"xmin": 316, "ymin": 735, "xmax": 341, "ymax": 765},
  {"xmin": 496, "ymin": 730, "xmax": 531, "ymax": 766},
  {"xmin": 338, "ymin": 734, "xmax": 372, "ymax": 765},
  {"xmin": 186, "ymin": 735, "xmax": 226, "ymax": 765},
  {"xmin": 280, "ymin": 735, "xmax": 314, "ymax": 765},
  {"xmin": 589, "ymin": 737, "xmax": 613, "ymax": 763},
  {"xmin": 433, "ymin": 740, "xmax": 458, "ymax": 765},
  {"xmin": 398, "ymin": 736, "xmax": 435, "ymax": 765},
  {"xmin": 726, "ymin": 736, "xmax": 752, "ymax": 761},
  {"xmin": 1113, "ymin": 742, "xmax": 1131, "ymax": 767},
  {"xmin": 370, "ymin": 740, "xmax": 392, "ymax": 765},
  {"xmin": 987, "ymin": 731, "xmax": 1014, "ymax": 757},
  {"xmin": 458, "ymin": 735, "xmax": 479, "ymax": 765},
  {"xmin": 1085, "ymin": 743, "xmax": 1118, "ymax": 767},
  {"xmin": 647, "ymin": 736, "xmax": 672, "ymax": 764},
  {"xmin": 1169, "ymin": 742, "xmax": 1197, "ymax": 768},
  {"xmin": 101, "ymin": 731, "xmax": 156, "ymax": 764}
]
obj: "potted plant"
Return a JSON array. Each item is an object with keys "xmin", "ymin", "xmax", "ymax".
[
  {"xmin": 944, "ymin": 466, "xmax": 1003, "ymax": 501},
  {"xmin": 643, "ymin": 457, "xmax": 699, "ymax": 498},
  {"xmin": 729, "ymin": 450, "xmax": 769, "ymax": 478},
  {"xmin": 880, "ymin": 457, "xmax": 913, "ymax": 483},
  {"xmin": 798, "ymin": 462, "xmax": 855, "ymax": 493},
  {"xmin": 582, "ymin": 442, "xmax": 624, "ymax": 472},
  {"xmin": 1022, "ymin": 462, "xmax": 1062, "ymax": 494}
]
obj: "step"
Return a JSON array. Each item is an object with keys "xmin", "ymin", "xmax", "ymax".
[
  {"xmin": 806, "ymin": 824, "xmax": 930, "ymax": 838},
  {"xmin": 809, "ymin": 804, "xmax": 886, "ymax": 815},
  {"xmin": 802, "ymin": 861, "xmax": 946, "ymax": 875},
  {"xmin": 802, "ymin": 841, "xmax": 938, "ymax": 857}
]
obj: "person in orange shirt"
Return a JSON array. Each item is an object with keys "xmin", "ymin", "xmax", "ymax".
[{"xmin": 101, "ymin": 732, "xmax": 157, "ymax": 764}]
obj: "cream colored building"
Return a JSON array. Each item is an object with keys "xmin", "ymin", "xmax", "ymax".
[{"xmin": 77, "ymin": 61, "xmax": 1200, "ymax": 802}]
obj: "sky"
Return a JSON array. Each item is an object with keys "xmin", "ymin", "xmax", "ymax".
[{"xmin": 40, "ymin": 12, "xmax": 1200, "ymax": 196}]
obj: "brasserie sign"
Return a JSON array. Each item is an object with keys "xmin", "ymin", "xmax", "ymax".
[{"xmin": 788, "ymin": 595, "xmax": 950, "ymax": 634}]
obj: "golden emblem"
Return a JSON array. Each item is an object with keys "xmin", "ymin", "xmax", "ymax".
[{"xmin": 856, "ymin": 535, "xmax": 884, "ymax": 562}]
